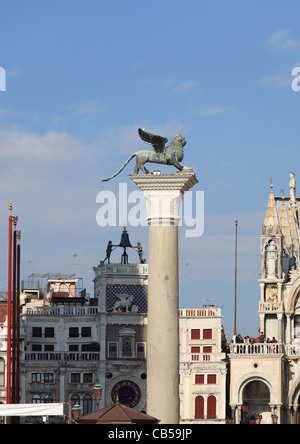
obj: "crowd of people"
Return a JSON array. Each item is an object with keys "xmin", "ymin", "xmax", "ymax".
[{"xmin": 233, "ymin": 333, "xmax": 278, "ymax": 344}]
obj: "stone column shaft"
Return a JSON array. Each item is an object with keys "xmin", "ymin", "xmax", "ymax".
[
  {"xmin": 147, "ymin": 223, "xmax": 179, "ymax": 423},
  {"xmin": 130, "ymin": 171, "xmax": 198, "ymax": 424}
]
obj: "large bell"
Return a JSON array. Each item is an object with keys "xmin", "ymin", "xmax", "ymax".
[{"xmin": 118, "ymin": 227, "xmax": 132, "ymax": 248}]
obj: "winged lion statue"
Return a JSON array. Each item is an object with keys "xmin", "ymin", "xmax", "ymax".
[{"xmin": 102, "ymin": 128, "xmax": 192, "ymax": 182}]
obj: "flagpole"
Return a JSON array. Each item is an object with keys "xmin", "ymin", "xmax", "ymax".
[
  {"xmin": 16, "ymin": 231, "xmax": 21, "ymax": 404},
  {"xmin": 234, "ymin": 220, "xmax": 238, "ymax": 337},
  {"xmin": 6, "ymin": 202, "xmax": 13, "ymax": 404},
  {"xmin": 12, "ymin": 217, "xmax": 18, "ymax": 403}
]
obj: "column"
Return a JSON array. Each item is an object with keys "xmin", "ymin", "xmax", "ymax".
[
  {"xmin": 277, "ymin": 313, "xmax": 283, "ymax": 343},
  {"xmin": 286, "ymin": 314, "xmax": 291, "ymax": 345},
  {"xmin": 60, "ymin": 370, "xmax": 66, "ymax": 403},
  {"xmin": 130, "ymin": 171, "xmax": 198, "ymax": 424},
  {"xmin": 259, "ymin": 313, "xmax": 265, "ymax": 335}
]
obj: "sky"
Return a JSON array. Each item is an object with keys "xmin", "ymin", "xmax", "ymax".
[{"xmin": 0, "ymin": 0, "xmax": 300, "ymax": 338}]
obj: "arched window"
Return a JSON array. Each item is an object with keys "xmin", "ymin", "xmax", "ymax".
[
  {"xmin": 44, "ymin": 394, "xmax": 53, "ymax": 403},
  {"xmin": 195, "ymin": 396, "xmax": 204, "ymax": 419},
  {"xmin": 32, "ymin": 394, "xmax": 41, "ymax": 404},
  {"xmin": 71, "ymin": 394, "xmax": 80, "ymax": 409},
  {"xmin": 83, "ymin": 394, "xmax": 93, "ymax": 415},
  {"xmin": 207, "ymin": 395, "xmax": 217, "ymax": 419}
]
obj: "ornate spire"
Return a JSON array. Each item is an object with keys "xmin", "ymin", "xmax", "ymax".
[{"xmin": 262, "ymin": 180, "xmax": 280, "ymax": 235}]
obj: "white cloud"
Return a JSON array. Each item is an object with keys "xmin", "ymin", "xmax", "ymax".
[
  {"xmin": 0, "ymin": 129, "xmax": 89, "ymax": 163},
  {"xmin": 257, "ymin": 73, "xmax": 292, "ymax": 89},
  {"xmin": 53, "ymin": 100, "xmax": 107, "ymax": 127},
  {"xmin": 189, "ymin": 105, "xmax": 236, "ymax": 117},
  {"xmin": 267, "ymin": 29, "xmax": 300, "ymax": 51},
  {"xmin": 142, "ymin": 76, "xmax": 200, "ymax": 96},
  {"xmin": 0, "ymin": 128, "xmax": 104, "ymax": 292},
  {"xmin": 68, "ymin": 100, "xmax": 107, "ymax": 116},
  {"xmin": 170, "ymin": 80, "xmax": 200, "ymax": 95}
]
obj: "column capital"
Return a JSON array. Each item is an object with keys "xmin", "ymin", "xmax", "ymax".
[
  {"xmin": 129, "ymin": 170, "xmax": 198, "ymax": 225},
  {"xmin": 129, "ymin": 170, "xmax": 198, "ymax": 193}
]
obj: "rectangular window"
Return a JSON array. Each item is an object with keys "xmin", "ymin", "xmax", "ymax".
[
  {"xmin": 69, "ymin": 327, "xmax": 79, "ymax": 338},
  {"xmin": 45, "ymin": 327, "xmax": 55, "ymax": 338},
  {"xmin": 44, "ymin": 344, "xmax": 54, "ymax": 352},
  {"xmin": 203, "ymin": 346, "xmax": 212, "ymax": 353},
  {"xmin": 191, "ymin": 346, "xmax": 200, "ymax": 353},
  {"xmin": 203, "ymin": 346, "xmax": 212, "ymax": 362},
  {"xmin": 191, "ymin": 329, "xmax": 200, "ymax": 340},
  {"xmin": 71, "ymin": 373, "xmax": 80, "ymax": 383},
  {"xmin": 191, "ymin": 346, "xmax": 200, "ymax": 361},
  {"xmin": 207, "ymin": 374, "xmax": 217, "ymax": 384},
  {"xmin": 32, "ymin": 344, "xmax": 42, "ymax": 351},
  {"xmin": 137, "ymin": 343, "xmax": 146, "ymax": 359},
  {"xmin": 109, "ymin": 343, "xmax": 118, "ymax": 359},
  {"xmin": 82, "ymin": 327, "xmax": 91, "ymax": 337},
  {"xmin": 32, "ymin": 327, "xmax": 42, "ymax": 337},
  {"xmin": 203, "ymin": 329, "xmax": 212, "ymax": 340},
  {"xmin": 32, "ymin": 373, "xmax": 41, "ymax": 383},
  {"xmin": 195, "ymin": 374, "xmax": 205, "ymax": 384},
  {"xmin": 83, "ymin": 373, "xmax": 93, "ymax": 383},
  {"xmin": 44, "ymin": 373, "xmax": 54, "ymax": 383}
]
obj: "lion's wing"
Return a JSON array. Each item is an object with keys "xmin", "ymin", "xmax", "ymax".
[{"xmin": 138, "ymin": 128, "xmax": 168, "ymax": 153}]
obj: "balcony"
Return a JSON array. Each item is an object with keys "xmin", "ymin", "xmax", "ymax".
[
  {"xmin": 22, "ymin": 306, "xmax": 98, "ymax": 316},
  {"xmin": 180, "ymin": 353, "xmax": 226, "ymax": 363},
  {"xmin": 24, "ymin": 352, "xmax": 100, "ymax": 361},
  {"xmin": 179, "ymin": 307, "xmax": 222, "ymax": 318},
  {"xmin": 230, "ymin": 343, "xmax": 284, "ymax": 355},
  {"xmin": 258, "ymin": 302, "xmax": 284, "ymax": 312}
]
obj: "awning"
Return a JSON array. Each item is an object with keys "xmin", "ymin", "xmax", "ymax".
[{"xmin": 0, "ymin": 403, "xmax": 64, "ymax": 416}]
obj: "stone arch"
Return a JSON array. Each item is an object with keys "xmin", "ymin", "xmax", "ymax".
[
  {"xmin": 288, "ymin": 378, "xmax": 300, "ymax": 424},
  {"xmin": 288, "ymin": 377, "xmax": 300, "ymax": 406},
  {"xmin": 242, "ymin": 379, "xmax": 271, "ymax": 424},
  {"xmin": 233, "ymin": 372, "xmax": 275, "ymax": 405},
  {"xmin": 287, "ymin": 280, "xmax": 300, "ymax": 313}
]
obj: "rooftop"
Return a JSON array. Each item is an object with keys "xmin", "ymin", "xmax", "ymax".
[{"xmin": 77, "ymin": 400, "xmax": 159, "ymax": 424}]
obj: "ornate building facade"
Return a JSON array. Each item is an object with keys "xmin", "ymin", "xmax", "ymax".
[
  {"xmin": 179, "ymin": 307, "xmax": 227, "ymax": 424},
  {"xmin": 0, "ymin": 227, "xmax": 227, "ymax": 423},
  {"xmin": 230, "ymin": 173, "xmax": 300, "ymax": 424}
]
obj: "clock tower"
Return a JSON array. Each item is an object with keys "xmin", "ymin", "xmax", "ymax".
[{"xmin": 93, "ymin": 228, "xmax": 148, "ymax": 411}]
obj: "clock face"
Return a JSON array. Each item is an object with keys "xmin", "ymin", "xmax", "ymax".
[{"xmin": 111, "ymin": 380, "xmax": 141, "ymax": 408}]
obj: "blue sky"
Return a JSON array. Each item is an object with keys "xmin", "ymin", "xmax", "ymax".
[{"xmin": 0, "ymin": 0, "xmax": 300, "ymax": 338}]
